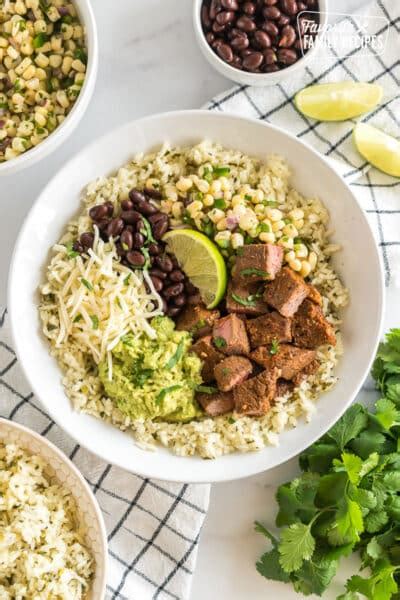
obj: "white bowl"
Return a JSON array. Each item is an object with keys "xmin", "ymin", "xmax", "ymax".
[
  {"xmin": 8, "ymin": 110, "xmax": 384, "ymax": 483},
  {"xmin": 193, "ymin": 0, "xmax": 328, "ymax": 86},
  {"xmin": 0, "ymin": 418, "xmax": 108, "ymax": 599},
  {"xmin": 0, "ymin": 0, "xmax": 98, "ymax": 177}
]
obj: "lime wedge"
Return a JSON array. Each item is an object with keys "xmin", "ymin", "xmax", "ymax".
[
  {"xmin": 163, "ymin": 229, "xmax": 227, "ymax": 309},
  {"xmin": 295, "ymin": 82, "xmax": 383, "ymax": 121},
  {"xmin": 353, "ymin": 123, "xmax": 400, "ymax": 178}
]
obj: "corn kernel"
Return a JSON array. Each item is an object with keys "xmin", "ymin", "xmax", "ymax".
[
  {"xmin": 61, "ymin": 55, "xmax": 73, "ymax": 75},
  {"xmin": 34, "ymin": 19, "xmax": 47, "ymax": 33},
  {"xmin": 22, "ymin": 64, "xmax": 36, "ymax": 80},
  {"xmin": 286, "ymin": 251, "xmax": 296, "ymax": 262},
  {"xmin": 293, "ymin": 219, "xmax": 304, "ymax": 230},
  {"xmin": 289, "ymin": 208, "xmax": 304, "ymax": 220},
  {"xmin": 197, "ymin": 180, "xmax": 210, "ymax": 194},
  {"xmin": 231, "ymin": 233, "xmax": 244, "ymax": 249},
  {"xmin": 268, "ymin": 208, "xmax": 283, "ymax": 222},
  {"xmin": 7, "ymin": 46, "xmax": 19, "ymax": 60},
  {"xmin": 210, "ymin": 180, "xmax": 222, "ymax": 196},
  {"xmin": 209, "ymin": 208, "xmax": 225, "ymax": 223},
  {"xmin": 176, "ymin": 177, "xmax": 193, "ymax": 193},
  {"xmin": 49, "ymin": 53, "xmax": 62, "ymax": 68},
  {"xmin": 259, "ymin": 232, "xmax": 276, "ymax": 244},
  {"xmin": 35, "ymin": 52, "xmax": 49, "ymax": 68},
  {"xmin": 34, "ymin": 111, "xmax": 46, "ymax": 127},
  {"xmin": 71, "ymin": 58, "xmax": 85, "ymax": 73},
  {"xmin": 254, "ymin": 204, "xmax": 265, "ymax": 216},
  {"xmin": 171, "ymin": 202, "xmax": 183, "ymax": 219},
  {"xmin": 215, "ymin": 231, "xmax": 231, "ymax": 249},
  {"xmin": 288, "ymin": 259, "xmax": 302, "ymax": 272},
  {"xmin": 203, "ymin": 194, "xmax": 214, "ymax": 207},
  {"xmin": 295, "ymin": 243, "xmax": 308, "ymax": 258},
  {"xmin": 216, "ymin": 218, "xmax": 228, "ymax": 231},
  {"xmin": 308, "ymin": 252, "xmax": 317, "ymax": 270},
  {"xmin": 283, "ymin": 224, "xmax": 298, "ymax": 238},
  {"xmin": 272, "ymin": 220, "xmax": 285, "ymax": 232},
  {"xmin": 300, "ymin": 261, "xmax": 312, "ymax": 278},
  {"xmin": 239, "ymin": 211, "xmax": 258, "ymax": 232},
  {"xmin": 187, "ymin": 200, "xmax": 202, "ymax": 216},
  {"xmin": 233, "ymin": 204, "xmax": 246, "ymax": 218}
]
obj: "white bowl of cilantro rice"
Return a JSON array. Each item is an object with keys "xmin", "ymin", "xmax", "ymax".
[
  {"xmin": 8, "ymin": 110, "xmax": 385, "ymax": 483},
  {"xmin": 0, "ymin": 418, "xmax": 107, "ymax": 598},
  {"xmin": 0, "ymin": 0, "xmax": 98, "ymax": 175}
]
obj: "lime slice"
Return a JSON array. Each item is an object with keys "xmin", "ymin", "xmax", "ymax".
[
  {"xmin": 353, "ymin": 123, "xmax": 400, "ymax": 178},
  {"xmin": 163, "ymin": 229, "xmax": 227, "ymax": 309},
  {"xmin": 295, "ymin": 82, "xmax": 383, "ymax": 121}
]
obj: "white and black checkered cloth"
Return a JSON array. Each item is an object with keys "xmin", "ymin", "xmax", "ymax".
[{"xmin": 1, "ymin": 0, "xmax": 399, "ymax": 598}]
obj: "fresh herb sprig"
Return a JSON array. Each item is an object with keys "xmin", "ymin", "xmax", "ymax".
[{"xmin": 256, "ymin": 329, "xmax": 400, "ymax": 600}]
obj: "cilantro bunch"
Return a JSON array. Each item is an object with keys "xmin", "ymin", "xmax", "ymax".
[{"xmin": 256, "ymin": 329, "xmax": 400, "ymax": 599}]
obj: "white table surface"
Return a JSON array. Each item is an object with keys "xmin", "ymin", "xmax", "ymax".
[{"xmin": 0, "ymin": 1, "xmax": 377, "ymax": 599}]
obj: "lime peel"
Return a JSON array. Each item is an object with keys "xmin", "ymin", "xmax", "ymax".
[{"xmin": 353, "ymin": 123, "xmax": 400, "ymax": 178}]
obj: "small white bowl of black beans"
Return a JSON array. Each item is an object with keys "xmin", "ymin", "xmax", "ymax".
[{"xmin": 193, "ymin": 0, "xmax": 328, "ymax": 86}]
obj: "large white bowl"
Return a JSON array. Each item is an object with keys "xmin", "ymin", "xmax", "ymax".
[
  {"xmin": 8, "ymin": 110, "xmax": 384, "ymax": 483},
  {"xmin": 0, "ymin": 418, "xmax": 107, "ymax": 598},
  {"xmin": 0, "ymin": 0, "xmax": 98, "ymax": 176}
]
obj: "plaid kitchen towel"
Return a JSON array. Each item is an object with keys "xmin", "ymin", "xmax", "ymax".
[{"xmin": 1, "ymin": 1, "xmax": 399, "ymax": 599}]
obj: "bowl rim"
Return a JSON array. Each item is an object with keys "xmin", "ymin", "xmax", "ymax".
[
  {"xmin": 7, "ymin": 109, "xmax": 385, "ymax": 483},
  {"xmin": 193, "ymin": 0, "xmax": 329, "ymax": 85},
  {"xmin": 0, "ymin": 417, "xmax": 108, "ymax": 597},
  {"xmin": 0, "ymin": 0, "xmax": 98, "ymax": 176}
]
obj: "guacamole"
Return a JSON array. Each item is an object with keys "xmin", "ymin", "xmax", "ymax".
[{"xmin": 99, "ymin": 317, "xmax": 203, "ymax": 422}]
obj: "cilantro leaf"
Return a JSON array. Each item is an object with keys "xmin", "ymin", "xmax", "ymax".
[
  {"xmin": 364, "ymin": 510, "xmax": 389, "ymax": 534},
  {"xmin": 166, "ymin": 339, "xmax": 185, "ymax": 370},
  {"xmin": 351, "ymin": 430, "xmax": 390, "ymax": 459},
  {"xmin": 347, "ymin": 565, "xmax": 398, "ymax": 600},
  {"xmin": 327, "ymin": 404, "xmax": 368, "ymax": 450},
  {"xmin": 279, "ymin": 523, "xmax": 315, "ymax": 573},
  {"xmin": 327, "ymin": 498, "xmax": 363, "ymax": 546},
  {"xmin": 292, "ymin": 553, "xmax": 338, "ymax": 597},
  {"xmin": 382, "ymin": 471, "xmax": 400, "ymax": 492},
  {"xmin": 256, "ymin": 549, "xmax": 291, "ymax": 583},
  {"xmin": 254, "ymin": 522, "xmax": 278, "ymax": 547},
  {"xmin": 375, "ymin": 398, "xmax": 400, "ymax": 430},
  {"xmin": 300, "ymin": 442, "xmax": 340, "ymax": 473}
]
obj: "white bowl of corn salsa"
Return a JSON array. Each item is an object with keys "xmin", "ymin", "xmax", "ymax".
[{"xmin": 0, "ymin": 0, "xmax": 98, "ymax": 175}]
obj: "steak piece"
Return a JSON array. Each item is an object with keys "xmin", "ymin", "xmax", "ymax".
[
  {"xmin": 250, "ymin": 344, "xmax": 316, "ymax": 380},
  {"xmin": 263, "ymin": 267, "xmax": 309, "ymax": 317},
  {"xmin": 234, "ymin": 367, "xmax": 280, "ymax": 416},
  {"xmin": 214, "ymin": 356, "xmax": 253, "ymax": 392},
  {"xmin": 293, "ymin": 358, "xmax": 320, "ymax": 386},
  {"xmin": 293, "ymin": 299, "xmax": 336, "ymax": 349},
  {"xmin": 233, "ymin": 243, "xmax": 283, "ymax": 283},
  {"xmin": 246, "ymin": 311, "xmax": 292, "ymax": 349},
  {"xmin": 191, "ymin": 335, "xmax": 224, "ymax": 382},
  {"xmin": 212, "ymin": 314, "xmax": 250, "ymax": 356},
  {"xmin": 226, "ymin": 279, "xmax": 269, "ymax": 316},
  {"xmin": 176, "ymin": 304, "xmax": 220, "ymax": 338},
  {"xmin": 307, "ymin": 284, "xmax": 323, "ymax": 307},
  {"xmin": 276, "ymin": 379, "xmax": 295, "ymax": 398},
  {"xmin": 197, "ymin": 390, "xmax": 234, "ymax": 417}
]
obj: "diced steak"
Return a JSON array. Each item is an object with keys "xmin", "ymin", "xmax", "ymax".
[
  {"xmin": 276, "ymin": 379, "xmax": 295, "ymax": 398},
  {"xmin": 246, "ymin": 311, "xmax": 292, "ymax": 349},
  {"xmin": 197, "ymin": 390, "xmax": 234, "ymax": 417},
  {"xmin": 263, "ymin": 267, "xmax": 309, "ymax": 317},
  {"xmin": 233, "ymin": 243, "xmax": 283, "ymax": 283},
  {"xmin": 307, "ymin": 284, "xmax": 323, "ymax": 307},
  {"xmin": 250, "ymin": 344, "xmax": 316, "ymax": 379},
  {"xmin": 234, "ymin": 367, "xmax": 280, "ymax": 416},
  {"xmin": 176, "ymin": 304, "xmax": 220, "ymax": 338},
  {"xmin": 293, "ymin": 299, "xmax": 336, "ymax": 349},
  {"xmin": 292, "ymin": 358, "xmax": 320, "ymax": 386},
  {"xmin": 191, "ymin": 336, "xmax": 224, "ymax": 382},
  {"xmin": 214, "ymin": 356, "xmax": 253, "ymax": 392},
  {"xmin": 226, "ymin": 279, "xmax": 269, "ymax": 316},
  {"xmin": 212, "ymin": 314, "xmax": 250, "ymax": 356}
]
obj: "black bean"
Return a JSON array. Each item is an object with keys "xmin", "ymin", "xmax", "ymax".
[
  {"xmin": 277, "ymin": 47, "xmax": 297, "ymax": 64},
  {"xmin": 242, "ymin": 1, "xmax": 256, "ymax": 15},
  {"xmin": 120, "ymin": 229, "xmax": 133, "ymax": 250},
  {"xmin": 231, "ymin": 33, "xmax": 249, "ymax": 50},
  {"xmin": 148, "ymin": 242, "xmax": 161, "ymax": 256},
  {"xmin": 236, "ymin": 15, "xmax": 256, "ymax": 31},
  {"xmin": 201, "ymin": 4, "xmax": 212, "ymax": 29},
  {"xmin": 89, "ymin": 204, "xmax": 108, "ymax": 221},
  {"xmin": 120, "ymin": 210, "xmax": 142, "ymax": 224},
  {"xmin": 129, "ymin": 189, "xmax": 146, "ymax": 204},
  {"xmin": 277, "ymin": 14, "xmax": 290, "ymax": 26},
  {"xmin": 216, "ymin": 10, "xmax": 236, "ymax": 24},
  {"xmin": 163, "ymin": 283, "xmax": 184, "ymax": 299},
  {"xmin": 161, "ymin": 298, "xmax": 168, "ymax": 313},
  {"xmin": 116, "ymin": 242, "xmax": 126, "ymax": 257},
  {"xmin": 144, "ymin": 187, "xmax": 162, "ymax": 200},
  {"xmin": 126, "ymin": 251, "xmax": 145, "ymax": 267},
  {"xmin": 80, "ymin": 232, "xmax": 94, "ymax": 250},
  {"xmin": 263, "ymin": 5, "xmax": 281, "ymax": 18},
  {"xmin": 155, "ymin": 255, "xmax": 174, "ymax": 272},
  {"xmin": 170, "ymin": 255, "xmax": 180, "ymax": 269},
  {"xmin": 107, "ymin": 218, "xmax": 124, "ymax": 238},
  {"xmin": 221, "ymin": 0, "xmax": 239, "ymax": 9},
  {"xmin": 148, "ymin": 212, "xmax": 168, "ymax": 226},
  {"xmin": 212, "ymin": 20, "xmax": 227, "ymax": 33},
  {"xmin": 297, "ymin": 1, "xmax": 307, "ymax": 9},
  {"xmin": 261, "ymin": 20, "xmax": 279, "ymax": 38},
  {"xmin": 73, "ymin": 240, "xmax": 84, "ymax": 253},
  {"xmin": 264, "ymin": 0, "xmax": 278, "ymax": 5},
  {"xmin": 279, "ymin": 24, "xmax": 296, "ymax": 46},
  {"xmin": 169, "ymin": 269, "xmax": 185, "ymax": 282},
  {"xmin": 150, "ymin": 276, "xmax": 164, "ymax": 292},
  {"xmin": 121, "ymin": 199, "xmax": 134, "ymax": 211},
  {"xmin": 103, "ymin": 201, "xmax": 114, "ymax": 217},
  {"xmin": 174, "ymin": 294, "xmax": 187, "ymax": 307},
  {"xmin": 136, "ymin": 199, "xmax": 158, "ymax": 216},
  {"xmin": 280, "ymin": 0, "xmax": 298, "ymax": 15},
  {"xmin": 206, "ymin": 31, "xmax": 215, "ymax": 44},
  {"xmin": 132, "ymin": 232, "xmax": 145, "ymax": 249},
  {"xmin": 150, "ymin": 268, "xmax": 168, "ymax": 280},
  {"xmin": 243, "ymin": 50, "xmax": 264, "ymax": 70},
  {"xmin": 152, "ymin": 219, "xmax": 169, "ymax": 240},
  {"xmin": 217, "ymin": 42, "xmax": 234, "ymax": 62},
  {"xmin": 166, "ymin": 306, "xmax": 182, "ymax": 318},
  {"xmin": 185, "ymin": 280, "xmax": 198, "ymax": 295},
  {"xmin": 264, "ymin": 48, "xmax": 278, "ymax": 63},
  {"xmin": 253, "ymin": 30, "xmax": 271, "ymax": 48},
  {"xmin": 264, "ymin": 62, "xmax": 280, "ymax": 72},
  {"xmin": 231, "ymin": 54, "xmax": 242, "ymax": 68}
]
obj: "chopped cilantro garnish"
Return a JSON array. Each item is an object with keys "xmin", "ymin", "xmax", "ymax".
[
  {"xmin": 80, "ymin": 278, "xmax": 93, "ymax": 291},
  {"xmin": 90, "ymin": 315, "xmax": 99, "ymax": 330},
  {"xmin": 214, "ymin": 336, "xmax": 227, "ymax": 349},
  {"xmin": 232, "ymin": 293, "xmax": 257, "ymax": 307},
  {"xmin": 166, "ymin": 339, "xmax": 185, "ymax": 370},
  {"xmin": 258, "ymin": 223, "xmax": 271, "ymax": 233},
  {"xmin": 156, "ymin": 384, "xmax": 183, "ymax": 405},
  {"xmin": 213, "ymin": 166, "xmax": 230, "ymax": 178},
  {"xmin": 264, "ymin": 200, "xmax": 278, "ymax": 207},
  {"xmin": 222, "ymin": 368, "xmax": 230, "ymax": 376},
  {"xmin": 203, "ymin": 167, "xmax": 213, "ymax": 183},
  {"xmin": 240, "ymin": 268, "xmax": 270, "ymax": 278},
  {"xmin": 74, "ymin": 47, "xmax": 87, "ymax": 63},
  {"xmin": 213, "ymin": 198, "xmax": 226, "ymax": 210},
  {"xmin": 269, "ymin": 339, "xmax": 280, "ymax": 355},
  {"xmin": 14, "ymin": 79, "xmax": 22, "ymax": 92},
  {"xmin": 140, "ymin": 216, "xmax": 156, "ymax": 244},
  {"xmin": 228, "ymin": 417, "xmax": 236, "ymax": 424},
  {"xmin": 142, "ymin": 247, "xmax": 151, "ymax": 270},
  {"xmin": 236, "ymin": 247, "xmax": 245, "ymax": 257},
  {"xmin": 33, "ymin": 33, "xmax": 48, "ymax": 48},
  {"xmin": 123, "ymin": 273, "xmax": 131, "ymax": 286},
  {"xmin": 65, "ymin": 241, "xmax": 79, "ymax": 258},
  {"xmin": 244, "ymin": 194, "xmax": 252, "ymax": 202},
  {"xmin": 196, "ymin": 385, "xmax": 218, "ymax": 394},
  {"xmin": 73, "ymin": 314, "xmax": 82, "ymax": 323}
]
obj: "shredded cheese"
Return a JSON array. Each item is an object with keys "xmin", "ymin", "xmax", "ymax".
[{"xmin": 40, "ymin": 228, "xmax": 163, "ymax": 378}]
